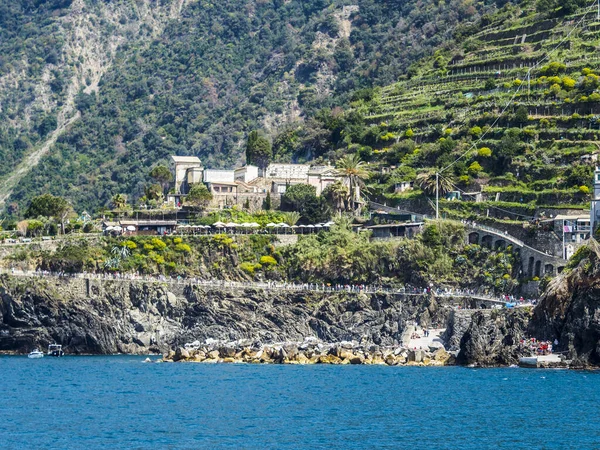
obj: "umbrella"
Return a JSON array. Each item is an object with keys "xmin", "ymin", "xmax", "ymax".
[
  {"xmin": 113, "ymin": 226, "xmax": 123, "ymax": 231},
  {"xmin": 213, "ymin": 221, "xmax": 226, "ymax": 227},
  {"xmin": 314, "ymin": 224, "xmax": 323, "ymax": 228},
  {"xmin": 324, "ymin": 221, "xmax": 336, "ymax": 227},
  {"xmin": 249, "ymin": 223, "xmax": 260, "ymax": 228},
  {"xmin": 298, "ymin": 225, "xmax": 306, "ymax": 228},
  {"xmin": 266, "ymin": 223, "xmax": 277, "ymax": 227},
  {"xmin": 104, "ymin": 226, "xmax": 114, "ymax": 231},
  {"xmin": 306, "ymin": 224, "xmax": 315, "ymax": 228},
  {"xmin": 277, "ymin": 223, "xmax": 290, "ymax": 228},
  {"xmin": 225, "ymin": 222, "xmax": 238, "ymax": 228},
  {"xmin": 126, "ymin": 225, "xmax": 136, "ymax": 231}
]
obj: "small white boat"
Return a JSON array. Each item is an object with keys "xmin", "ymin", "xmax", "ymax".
[{"xmin": 28, "ymin": 349, "xmax": 44, "ymax": 359}]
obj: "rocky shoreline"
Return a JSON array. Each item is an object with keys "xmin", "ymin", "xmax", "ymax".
[
  {"xmin": 2, "ymin": 269, "xmax": 600, "ymax": 369},
  {"xmin": 162, "ymin": 338, "xmax": 455, "ymax": 366}
]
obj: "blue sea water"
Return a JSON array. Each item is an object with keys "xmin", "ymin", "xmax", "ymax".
[{"xmin": 0, "ymin": 356, "xmax": 598, "ymax": 449}]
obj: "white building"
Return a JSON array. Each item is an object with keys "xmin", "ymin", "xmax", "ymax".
[
  {"xmin": 234, "ymin": 165, "xmax": 259, "ymax": 183},
  {"xmin": 170, "ymin": 156, "xmax": 203, "ymax": 195},
  {"xmin": 591, "ymin": 167, "xmax": 600, "ymax": 235},
  {"xmin": 203, "ymin": 169, "xmax": 235, "ymax": 184},
  {"xmin": 555, "ymin": 214, "xmax": 591, "ymax": 259},
  {"xmin": 265, "ymin": 164, "xmax": 311, "ymax": 181}
]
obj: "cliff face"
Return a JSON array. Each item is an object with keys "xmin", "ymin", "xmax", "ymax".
[
  {"xmin": 0, "ymin": 275, "xmax": 449, "ymax": 355},
  {"xmin": 455, "ymin": 309, "xmax": 531, "ymax": 366},
  {"xmin": 529, "ymin": 248, "xmax": 600, "ymax": 366}
]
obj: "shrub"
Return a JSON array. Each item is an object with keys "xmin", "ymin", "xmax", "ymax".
[
  {"xmin": 240, "ymin": 262, "xmax": 262, "ymax": 275},
  {"xmin": 579, "ymin": 185, "xmax": 590, "ymax": 194},
  {"xmin": 478, "ymin": 147, "xmax": 492, "ymax": 157},
  {"xmin": 150, "ymin": 238, "xmax": 167, "ymax": 251},
  {"xmin": 173, "ymin": 237, "xmax": 183, "ymax": 244},
  {"xmin": 259, "ymin": 255, "xmax": 277, "ymax": 267},
  {"xmin": 174, "ymin": 243, "xmax": 191, "ymax": 253},
  {"xmin": 468, "ymin": 161, "xmax": 483, "ymax": 176},
  {"xmin": 121, "ymin": 240, "xmax": 137, "ymax": 250}
]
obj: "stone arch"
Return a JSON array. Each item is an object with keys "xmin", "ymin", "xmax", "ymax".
[
  {"xmin": 527, "ymin": 257, "xmax": 535, "ymax": 277},
  {"xmin": 545, "ymin": 264, "xmax": 554, "ymax": 275},
  {"xmin": 494, "ymin": 239, "xmax": 507, "ymax": 250},
  {"xmin": 534, "ymin": 260, "xmax": 541, "ymax": 278},
  {"xmin": 481, "ymin": 235, "xmax": 493, "ymax": 248},
  {"xmin": 468, "ymin": 232, "xmax": 480, "ymax": 244}
]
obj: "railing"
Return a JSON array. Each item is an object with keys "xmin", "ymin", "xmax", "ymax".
[{"xmin": 0, "ymin": 269, "xmax": 516, "ymax": 306}]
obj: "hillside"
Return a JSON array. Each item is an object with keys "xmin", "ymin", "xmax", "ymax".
[
  {"xmin": 0, "ymin": 0, "xmax": 503, "ymax": 213},
  {"xmin": 353, "ymin": 0, "xmax": 600, "ymax": 217}
]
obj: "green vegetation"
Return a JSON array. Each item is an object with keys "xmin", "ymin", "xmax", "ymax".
[
  {"xmin": 1, "ymin": 0, "xmax": 503, "ymax": 214},
  {"xmin": 4, "ymin": 220, "xmax": 523, "ymax": 293}
]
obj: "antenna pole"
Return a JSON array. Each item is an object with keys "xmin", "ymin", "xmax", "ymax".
[{"xmin": 436, "ymin": 172, "xmax": 439, "ymax": 220}]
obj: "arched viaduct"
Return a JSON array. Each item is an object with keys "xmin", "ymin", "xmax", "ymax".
[{"xmin": 466, "ymin": 225, "xmax": 565, "ymax": 278}]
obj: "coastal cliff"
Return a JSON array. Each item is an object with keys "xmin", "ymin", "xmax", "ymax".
[
  {"xmin": 0, "ymin": 275, "xmax": 450, "ymax": 355},
  {"xmin": 528, "ymin": 244, "xmax": 600, "ymax": 367}
]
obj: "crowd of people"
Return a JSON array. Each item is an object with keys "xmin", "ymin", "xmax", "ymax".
[{"xmin": 519, "ymin": 337, "xmax": 559, "ymax": 355}]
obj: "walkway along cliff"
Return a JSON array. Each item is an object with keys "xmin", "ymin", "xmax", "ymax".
[{"xmin": 0, "ymin": 274, "xmax": 481, "ymax": 357}]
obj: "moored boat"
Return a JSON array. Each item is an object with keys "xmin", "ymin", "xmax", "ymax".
[
  {"xmin": 47, "ymin": 344, "xmax": 64, "ymax": 357},
  {"xmin": 28, "ymin": 349, "xmax": 44, "ymax": 359}
]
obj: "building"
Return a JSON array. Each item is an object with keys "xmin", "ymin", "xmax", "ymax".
[
  {"xmin": 103, "ymin": 220, "xmax": 178, "ymax": 236},
  {"xmin": 265, "ymin": 164, "xmax": 311, "ymax": 181},
  {"xmin": 235, "ymin": 165, "xmax": 259, "ymax": 183},
  {"xmin": 591, "ymin": 167, "xmax": 600, "ymax": 235},
  {"xmin": 394, "ymin": 181, "xmax": 414, "ymax": 193},
  {"xmin": 203, "ymin": 169, "xmax": 235, "ymax": 184},
  {"xmin": 307, "ymin": 165, "xmax": 342, "ymax": 195},
  {"xmin": 557, "ymin": 214, "xmax": 591, "ymax": 259},
  {"xmin": 170, "ymin": 156, "xmax": 203, "ymax": 195}
]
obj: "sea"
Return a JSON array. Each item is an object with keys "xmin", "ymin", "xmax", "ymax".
[{"xmin": 0, "ymin": 356, "xmax": 598, "ymax": 449}]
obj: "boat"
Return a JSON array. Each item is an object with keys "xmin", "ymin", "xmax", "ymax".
[
  {"xmin": 28, "ymin": 349, "xmax": 44, "ymax": 359},
  {"xmin": 47, "ymin": 344, "xmax": 64, "ymax": 357}
]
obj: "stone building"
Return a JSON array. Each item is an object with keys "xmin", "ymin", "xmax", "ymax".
[{"xmin": 170, "ymin": 156, "xmax": 203, "ymax": 195}]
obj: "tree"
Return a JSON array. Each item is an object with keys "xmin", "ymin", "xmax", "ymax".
[
  {"xmin": 323, "ymin": 180, "xmax": 349, "ymax": 212},
  {"xmin": 111, "ymin": 194, "xmax": 128, "ymax": 210},
  {"xmin": 185, "ymin": 184, "xmax": 213, "ymax": 209},
  {"xmin": 264, "ymin": 190, "xmax": 272, "ymax": 211},
  {"xmin": 25, "ymin": 194, "xmax": 71, "ymax": 234},
  {"xmin": 281, "ymin": 184, "xmax": 329, "ymax": 223},
  {"xmin": 514, "ymin": 106, "xmax": 529, "ymax": 125},
  {"xmin": 336, "ymin": 154, "xmax": 369, "ymax": 213},
  {"xmin": 145, "ymin": 184, "xmax": 164, "ymax": 202},
  {"xmin": 416, "ymin": 171, "xmax": 453, "ymax": 196},
  {"xmin": 150, "ymin": 165, "xmax": 173, "ymax": 194},
  {"xmin": 246, "ymin": 130, "xmax": 272, "ymax": 169},
  {"xmin": 485, "ymin": 78, "xmax": 496, "ymax": 90}
]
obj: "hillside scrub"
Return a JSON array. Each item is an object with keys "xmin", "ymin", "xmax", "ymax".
[{"xmin": 2, "ymin": 221, "xmax": 523, "ymax": 293}]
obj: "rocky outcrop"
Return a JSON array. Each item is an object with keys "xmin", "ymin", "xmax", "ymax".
[
  {"xmin": 529, "ymin": 246, "xmax": 600, "ymax": 367},
  {"xmin": 456, "ymin": 309, "xmax": 531, "ymax": 366},
  {"xmin": 0, "ymin": 275, "xmax": 451, "ymax": 356}
]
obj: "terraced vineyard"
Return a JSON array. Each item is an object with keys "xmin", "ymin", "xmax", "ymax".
[{"xmin": 358, "ymin": 1, "xmax": 600, "ymax": 218}]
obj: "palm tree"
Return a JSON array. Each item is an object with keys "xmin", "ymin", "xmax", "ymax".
[
  {"xmin": 111, "ymin": 194, "xmax": 128, "ymax": 210},
  {"xmin": 416, "ymin": 171, "xmax": 453, "ymax": 196},
  {"xmin": 325, "ymin": 180, "xmax": 349, "ymax": 213},
  {"xmin": 283, "ymin": 211, "xmax": 300, "ymax": 226},
  {"xmin": 336, "ymin": 154, "xmax": 369, "ymax": 213}
]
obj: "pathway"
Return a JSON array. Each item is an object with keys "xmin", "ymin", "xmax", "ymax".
[{"xmin": 0, "ymin": 269, "xmax": 520, "ymax": 308}]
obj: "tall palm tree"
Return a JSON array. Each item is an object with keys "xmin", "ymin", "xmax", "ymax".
[
  {"xmin": 325, "ymin": 180, "xmax": 349, "ymax": 212},
  {"xmin": 336, "ymin": 154, "xmax": 369, "ymax": 213},
  {"xmin": 416, "ymin": 171, "xmax": 453, "ymax": 196},
  {"xmin": 111, "ymin": 193, "xmax": 128, "ymax": 210}
]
